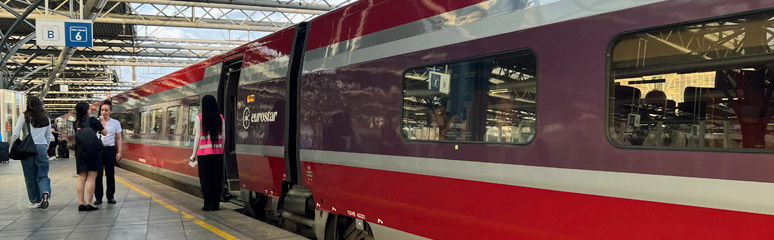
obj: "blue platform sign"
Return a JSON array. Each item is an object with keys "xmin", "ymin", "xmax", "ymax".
[{"xmin": 64, "ymin": 22, "xmax": 92, "ymax": 47}]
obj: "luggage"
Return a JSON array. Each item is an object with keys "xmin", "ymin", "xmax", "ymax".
[
  {"xmin": 57, "ymin": 140, "xmax": 69, "ymax": 158},
  {"xmin": 0, "ymin": 142, "xmax": 8, "ymax": 163},
  {"xmin": 47, "ymin": 141, "xmax": 57, "ymax": 157}
]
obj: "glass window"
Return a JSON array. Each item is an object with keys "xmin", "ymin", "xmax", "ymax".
[
  {"xmin": 140, "ymin": 111, "xmax": 148, "ymax": 134},
  {"xmin": 402, "ymin": 50, "xmax": 537, "ymax": 143},
  {"xmin": 609, "ymin": 12, "xmax": 774, "ymax": 150},
  {"xmin": 188, "ymin": 104, "xmax": 199, "ymax": 136},
  {"xmin": 123, "ymin": 112, "xmax": 135, "ymax": 135},
  {"xmin": 166, "ymin": 106, "xmax": 180, "ymax": 135},
  {"xmin": 150, "ymin": 109, "xmax": 162, "ymax": 135}
]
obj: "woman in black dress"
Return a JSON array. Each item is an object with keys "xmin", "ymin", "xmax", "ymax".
[{"xmin": 73, "ymin": 102, "xmax": 106, "ymax": 211}]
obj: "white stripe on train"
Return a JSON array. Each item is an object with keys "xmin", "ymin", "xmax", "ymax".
[{"xmin": 300, "ymin": 149, "xmax": 774, "ymax": 215}]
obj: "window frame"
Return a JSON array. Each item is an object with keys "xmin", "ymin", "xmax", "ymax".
[
  {"xmin": 140, "ymin": 111, "xmax": 149, "ymax": 134},
  {"xmin": 165, "ymin": 105, "xmax": 182, "ymax": 136},
  {"xmin": 149, "ymin": 108, "xmax": 163, "ymax": 135},
  {"xmin": 399, "ymin": 48, "xmax": 539, "ymax": 145},
  {"xmin": 604, "ymin": 10, "xmax": 774, "ymax": 154}
]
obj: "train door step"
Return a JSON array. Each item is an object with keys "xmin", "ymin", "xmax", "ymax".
[
  {"xmin": 227, "ymin": 190, "xmax": 244, "ymax": 207},
  {"xmin": 227, "ymin": 179, "xmax": 240, "ymax": 191}
]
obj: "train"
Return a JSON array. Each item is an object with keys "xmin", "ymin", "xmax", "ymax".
[{"xmin": 59, "ymin": 0, "xmax": 774, "ymax": 239}]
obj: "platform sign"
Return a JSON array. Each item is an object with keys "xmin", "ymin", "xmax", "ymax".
[
  {"xmin": 35, "ymin": 19, "xmax": 93, "ymax": 47},
  {"xmin": 65, "ymin": 21, "xmax": 92, "ymax": 47},
  {"xmin": 35, "ymin": 20, "xmax": 64, "ymax": 46},
  {"xmin": 428, "ymin": 72, "xmax": 451, "ymax": 94}
]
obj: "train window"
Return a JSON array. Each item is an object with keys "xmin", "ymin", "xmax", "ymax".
[
  {"xmin": 402, "ymin": 50, "xmax": 537, "ymax": 143},
  {"xmin": 150, "ymin": 109, "xmax": 162, "ymax": 135},
  {"xmin": 116, "ymin": 112, "xmax": 134, "ymax": 134},
  {"xmin": 166, "ymin": 106, "xmax": 180, "ymax": 135},
  {"xmin": 123, "ymin": 112, "xmax": 135, "ymax": 135},
  {"xmin": 140, "ymin": 111, "xmax": 148, "ymax": 134},
  {"xmin": 188, "ymin": 103, "xmax": 199, "ymax": 137},
  {"xmin": 609, "ymin": 12, "xmax": 774, "ymax": 150},
  {"xmin": 188, "ymin": 103, "xmax": 199, "ymax": 136}
]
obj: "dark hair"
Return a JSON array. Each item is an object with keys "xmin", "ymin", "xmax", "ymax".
[
  {"xmin": 98, "ymin": 100, "xmax": 113, "ymax": 119},
  {"xmin": 201, "ymin": 95, "xmax": 221, "ymax": 148},
  {"xmin": 25, "ymin": 96, "xmax": 50, "ymax": 128},
  {"xmin": 74, "ymin": 102, "xmax": 90, "ymax": 129}
]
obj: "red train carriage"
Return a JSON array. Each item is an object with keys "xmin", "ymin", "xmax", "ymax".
[{"xmin": 95, "ymin": 0, "xmax": 774, "ymax": 239}]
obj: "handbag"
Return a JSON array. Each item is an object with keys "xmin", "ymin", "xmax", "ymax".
[
  {"xmin": 10, "ymin": 121, "xmax": 38, "ymax": 160},
  {"xmin": 75, "ymin": 119, "xmax": 104, "ymax": 160}
]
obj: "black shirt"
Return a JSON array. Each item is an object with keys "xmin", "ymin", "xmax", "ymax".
[{"xmin": 74, "ymin": 116, "xmax": 104, "ymax": 133}]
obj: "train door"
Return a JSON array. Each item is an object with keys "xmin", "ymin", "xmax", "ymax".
[{"xmin": 218, "ymin": 58, "xmax": 243, "ymax": 192}]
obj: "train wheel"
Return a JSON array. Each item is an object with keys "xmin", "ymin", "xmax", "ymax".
[
  {"xmin": 325, "ymin": 215, "xmax": 374, "ymax": 240},
  {"xmin": 245, "ymin": 192, "xmax": 267, "ymax": 221}
]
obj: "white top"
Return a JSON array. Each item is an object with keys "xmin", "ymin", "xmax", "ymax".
[
  {"xmin": 101, "ymin": 118, "xmax": 122, "ymax": 146},
  {"xmin": 11, "ymin": 115, "xmax": 55, "ymax": 145}
]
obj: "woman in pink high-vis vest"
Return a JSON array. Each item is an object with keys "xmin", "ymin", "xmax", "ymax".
[{"xmin": 189, "ymin": 95, "xmax": 225, "ymax": 211}]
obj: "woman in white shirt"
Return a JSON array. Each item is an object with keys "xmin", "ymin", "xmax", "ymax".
[
  {"xmin": 11, "ymin": 96, "xmax": 55, "ymax": 209},
  {"xmin": 94, "ymin": 100, "xmax": 122, "ymax": 205}
]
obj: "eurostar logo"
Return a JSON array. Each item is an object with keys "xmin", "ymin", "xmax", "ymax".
[{"xmin": 243, "ymin": 107, "xmax": 250, "ymax": 129}]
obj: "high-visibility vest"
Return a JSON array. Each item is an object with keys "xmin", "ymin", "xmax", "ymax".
[{"xmin": 196, "ymin": 113, "xmax": 224, "ymax": 156}]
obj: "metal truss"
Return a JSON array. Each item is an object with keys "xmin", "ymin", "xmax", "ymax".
[
  {"xmin": 101, "ymin": 0, "xmax": 341, "ymax": 30},
  {"xmin": 1, "ymin": 0, "xmax": 347, "ymax": 31},
  {"xmin": 10, "ymin": 54, "xmax": 199, "ymax": 68},
  {"xmin": 614, "ymin": 13, "xmax": 774, "ymax": 78}
]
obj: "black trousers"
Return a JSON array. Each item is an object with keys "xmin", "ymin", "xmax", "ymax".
[
  {"xmin": 95, "ymin": 146, "xmax": 117, "ymax": 200},
  {"xmin": 47, "ymin": 140, "xmax": 58, "ymax": 157},
  {"xmin": 197, "ymin": 154, "xmax": 223, "ymax": 210}
]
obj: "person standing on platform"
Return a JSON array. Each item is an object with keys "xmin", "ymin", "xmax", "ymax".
[
  {"xmin": 189, "ymin": 95, "xmax": 224, "ymax": 211},
  {"xmin": 73, "ymin": 102, "xmax": 107, "ymax": 211},
  {"xmin": 47, "ymin": 119, "xmax": 59, "ymax": 160},
  {"xmin": 94, "ymin": 101, "xmax": 121, "ymax": 205},
  {"xmin": 12, "ymin": 96, "xmax": 55, "ymax": 209}
]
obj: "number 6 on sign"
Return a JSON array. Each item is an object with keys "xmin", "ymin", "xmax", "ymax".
[{"xmin": 69, "ymin": 26, "xmax": 87, "ymax": 42}]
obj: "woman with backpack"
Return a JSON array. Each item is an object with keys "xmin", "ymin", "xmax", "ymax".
[
  {"xmin": 189, "ymin": 95, "xmax": 225, "ymax": 211},
  {"xmin": 73, "ymin": 102, "xmax": 107, "ymax": 211},
  {"xmin": 11, "ymin": 96, "xmax": 55, "ymax": 209}
]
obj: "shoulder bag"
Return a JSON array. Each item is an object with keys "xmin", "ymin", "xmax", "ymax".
[
  {"xmin": 10, "ymin": 122, "xmax": 38, "ymax": 160},
  {"xmin": 75, "ymin": 119, "xmax": 104, "ymax": 159}
]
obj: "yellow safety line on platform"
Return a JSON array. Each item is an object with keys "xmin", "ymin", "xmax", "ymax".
[{"xmin": 116, "ymin": 177, "xmax": 239, "ymax": 240}]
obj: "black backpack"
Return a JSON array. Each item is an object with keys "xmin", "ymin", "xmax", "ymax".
[{"xmin": 75, "ymin": 123, "xmax": 104, "ymax": 159}]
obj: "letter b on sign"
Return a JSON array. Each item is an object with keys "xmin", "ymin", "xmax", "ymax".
[{"xmin": 47, "ymin": 30, "xmax": 55, "ymax": 39}]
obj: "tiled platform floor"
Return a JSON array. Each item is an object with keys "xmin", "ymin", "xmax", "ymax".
[{"xmin": 0, "ymin": 153, "xmax": 306, "ymax": 240}]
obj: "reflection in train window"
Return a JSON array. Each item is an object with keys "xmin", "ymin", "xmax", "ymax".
[
  {"xmin": 402, "ymin": 50, "xmax": 537, "ymax": 143},
  {"xmin": 150, "ymin": 109, "xmax": 162, "ymax": 135},
  {"xmin": 166, "ymin": 106, "xmax": 180, "ymax": 135},
  {"xmin": 609, "ymin": 12, "xmax": 774, "ymax": 150},
  {"xmin": 140, "ymin": 111, "xmax": 148, "ymax": 134},
  {"xmin": 188, "ymin": 104, "xmax": 199, "ymax": 136},
  {"xmin": 123, "ymin": 112, "xmax": 135, "ymax": 135}
]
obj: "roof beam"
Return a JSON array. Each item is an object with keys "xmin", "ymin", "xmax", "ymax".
[
  {"xmin": 12, "ymin": 57, "xmax": 196, "ymax": 67},
  {"xmin": 0, "ymin": 10, "xmax": 287, "ymax": 31},
  {"xmin": 15, "ymin": 48, "xmax": 219, "ymax": 58},
  {"xmin": 154, "ymin": 0, "xmax": 336, "ymax": 11},
  {"xmin": 108, "ymin": 0, "xmax": 330, "ymax": 14}
]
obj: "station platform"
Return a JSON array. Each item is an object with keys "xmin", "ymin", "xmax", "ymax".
[{"xmin": 0, "ymin": 152, "xmax": 306, "ymax": 240}]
